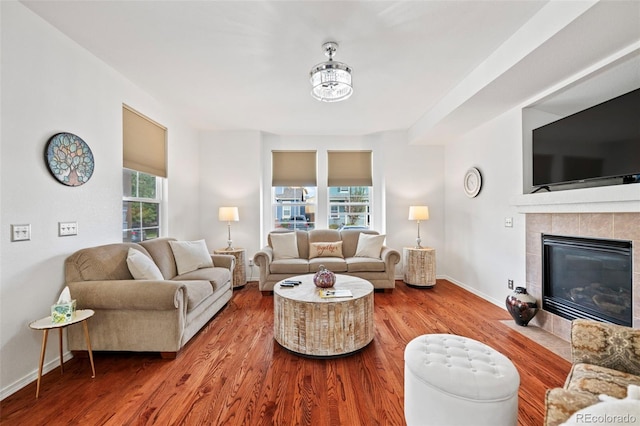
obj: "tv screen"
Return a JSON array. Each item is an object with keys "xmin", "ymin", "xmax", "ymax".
[{"xmin": 532, "ymin": 88, "xmax": 640, "ymax": 187}]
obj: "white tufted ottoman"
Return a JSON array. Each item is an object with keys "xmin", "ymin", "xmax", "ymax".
[{"xmin": 404, "ymin": 334, "xmax": 520, "ymax": 426}]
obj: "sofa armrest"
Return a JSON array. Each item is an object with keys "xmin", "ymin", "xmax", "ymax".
[
  {"xmin": 380, "ymin": 246, "xmax": 401, "ymax": 266},
  {"xmin": 253, "ymin": 247, "xmax": 273, "ymax": 268},
  {"xmin": 571, "ymin": 319, "xmax": 640, "ymax": 376},
  {"xmin": 68, "ymin": 280, "xmax": 185, "ymax": 311},
  {"xmin": 211, "ymin": 254, "xmax": 235, "ymax": 271}
]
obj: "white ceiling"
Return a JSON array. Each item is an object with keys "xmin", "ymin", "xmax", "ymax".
[{"xmin": 20, "ymin": 1, "xmax": 640, "ymax": 143}]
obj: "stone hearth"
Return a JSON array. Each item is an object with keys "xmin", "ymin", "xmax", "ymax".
[{"xmin": 526, "ymin": 213, "xmax": 640, "ymax": 341}]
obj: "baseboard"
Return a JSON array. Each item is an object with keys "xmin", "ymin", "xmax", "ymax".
[
  {"xmin": 441, "ymin": 275, "xmax": 505, "ymax": 310},
  {"xmin": 1, "ymin": 350, "xmax": 74, "ymax": 400}
]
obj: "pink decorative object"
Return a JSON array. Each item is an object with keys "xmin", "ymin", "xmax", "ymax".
[{"xmin": 313, "ymin": 265, "xmax": 336, "ymax": 288}]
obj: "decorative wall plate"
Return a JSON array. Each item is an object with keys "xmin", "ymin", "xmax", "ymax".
[
  {"xmin": 45, "ymin": 133, "xmax": 94, "ymax": 186},
  {"xmin": 463, "ymin": 167, "xmax": 482, "ymax": 198}
]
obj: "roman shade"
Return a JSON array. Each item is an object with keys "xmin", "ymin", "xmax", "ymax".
[
  {"xmin": 123, "ymin": 105, "xmax": 167, "ymax": 178},
  {"xmin": 272, "ymin": 151, "xmax": 317, "ymax": 186},
  {"xmin": 328, "ymin": 150, "xmax": 372, "ymax": 186}
]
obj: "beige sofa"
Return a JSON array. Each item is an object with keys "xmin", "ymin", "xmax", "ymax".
[
  {"xmin": 253, "ymin": 229, "xmax": 401, "ymax": 292},
  {"xmin": 544, "ymin": 319, "xmax": 640, "ymax": 426},
  {"xmin": 64, "ymin": 237, "xmax": 234, "ymax": 357}
]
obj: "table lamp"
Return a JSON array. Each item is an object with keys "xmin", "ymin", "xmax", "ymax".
[
  {"xmin": 408, "ymin": 206, "xmax": 429, "ymax": 248},
  {"xmin": 218, "ymin": 207, "xmax": 239, "ymax": 250}
]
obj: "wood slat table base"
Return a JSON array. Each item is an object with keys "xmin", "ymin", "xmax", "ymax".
[
  {"xmin": 274, "ymin": 275, "xmax": 374, "ymax": 356},
  {"xmin": 403, "ymin": 247, "xmax": 436, "ymax": 287}
]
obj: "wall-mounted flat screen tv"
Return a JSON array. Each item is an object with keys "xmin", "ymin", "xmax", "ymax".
[{"xmin": 532, "ymin": 88, "xmax": 640, "ymax": 187}]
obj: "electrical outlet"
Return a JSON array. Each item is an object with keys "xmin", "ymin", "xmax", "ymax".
[
  {"xmin": 58, "ymin": 222, "xmax": 78, "ymax": 236},
  {"xmin": 248, "ymin": 259, "xmax": 254, "ymax": 267},
  {"xmin": 508, "ymin": 279, "xmax": 514, "ymax": 290},
  {"xmin": 11, "ymin": 224, "xmax": 31, "ymax": 241}
]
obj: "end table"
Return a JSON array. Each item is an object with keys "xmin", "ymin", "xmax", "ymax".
[
  {"xmin": 403, "ymin": 247, "xmax": 436, "ymax": 288},
  {"xmin": 29, "ymin": 309, "xmax": 96, "ymax": 398},
  {"xmin": 214, "ymin": 247, "xmax": 247, "ymax": 288}
]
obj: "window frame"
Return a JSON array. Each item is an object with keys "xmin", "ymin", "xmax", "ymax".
[{"xmin": 122, "ymin": 168, "xmax": 164, "ymax": 243}]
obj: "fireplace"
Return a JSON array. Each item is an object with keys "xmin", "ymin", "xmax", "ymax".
[{"xmin": 542, "ymin": 234, "xmax": 633, "ymax": 326}]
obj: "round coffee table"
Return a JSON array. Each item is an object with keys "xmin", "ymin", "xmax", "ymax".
[{"xmin": 273, "ymin": 274, "xmax": 374, "ymax": 357}]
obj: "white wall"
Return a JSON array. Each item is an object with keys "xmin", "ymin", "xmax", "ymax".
[
  {"xmin": 198, "ymin": 130, "xmax": 263, "ymax": 280},
  {"xmin": 0, "ymin": 2, "xmax": 201, "ymax": 398},
  {"xmin": 443, "ymin": 108, "xmax": 526, "ymax": 306}
]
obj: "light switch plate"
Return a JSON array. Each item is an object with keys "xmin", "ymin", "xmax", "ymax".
[
  {"xmin": 59, "ymin": 222, "xmax": 78, "ymax": 236},
  {"xmin": 11, "ymin": 224, "xmax": 31, "ymax": 241},
  {"xmin": 504, "ymin": 217, "xmax": 513, "ymax": 228}
]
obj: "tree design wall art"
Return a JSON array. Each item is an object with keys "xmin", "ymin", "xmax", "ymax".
[{"xmin": 45, "ymin": 132, "xmax": 95, "ymax": 186}]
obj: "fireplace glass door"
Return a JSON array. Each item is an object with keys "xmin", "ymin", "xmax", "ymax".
[{"xmin": 542, "ymin": 234, "xmax": 632, "ymax": 326}]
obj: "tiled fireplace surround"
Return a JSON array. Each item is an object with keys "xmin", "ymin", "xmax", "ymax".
[{"xmin": 526, "ymin": 212, "xmax": 640, "ymax": 340}]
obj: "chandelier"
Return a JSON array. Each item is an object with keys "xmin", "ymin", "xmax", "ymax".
[{"xmin": 309, "ymin": 42, "xmax": 353, "ymax": 102}]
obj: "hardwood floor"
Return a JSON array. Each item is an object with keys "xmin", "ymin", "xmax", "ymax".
[{"xmin": 1, "ymin": 280, "xmax": 570, "ymax": 425}]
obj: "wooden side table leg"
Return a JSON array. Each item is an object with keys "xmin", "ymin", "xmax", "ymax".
[
  {"xmin": 36, "ymin": 330, "xmax": 49, "ymax": 399},
  {"xmin": 82, "ymin": 320, "xmax": 96, "ymax": 378},
  {"xmin": 58, "ymin": 328, "xmax": 64, "ymax": 374}
]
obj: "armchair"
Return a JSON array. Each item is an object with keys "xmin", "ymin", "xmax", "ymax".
[{"xmin": 544, "ymin": 319, "xmax": 640, "ymax": 426}]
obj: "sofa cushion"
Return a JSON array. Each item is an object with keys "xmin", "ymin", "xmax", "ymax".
[
  {"xmin": 139, "ymin": 237, "xmax": 177, "ymax": 278},
  {"xmin": 270, "ymin": 259, "xmax": 309, "ymax": 274},
  {"xmin": 559, "ymin": 385, "xmax": 640, "ymax": 426},
  {"xmin": 355, "ymin": 233, "xmax": 386, "ymax": 258},
  {"xmin": 544, "ymin": 388, "xmax": 599, "ymax": 426},
  {"xmin": 174, "ymin": 266, "xmax": 231, "ymax": 290},
  {"xmin": 309, "ymin": 258, "xmax": 348, "ymax": 272},
  {"xmin": 180, "ymin": 280, "xmax": 214, "ymax": 311},
  {"xmin": 572, "ymin": 319, "xmax": 640, "ymax": 376},
  {"xmin": 271, "ymin": 232, "xmax": 299, "ymax": 260},
  {"xmin": 565, "ymin": 363, "xmax": 640, "ymax": 399},
  {"xmin": 126, "ymin": 248, "xmax": 164, "ymax": 280},
  {"xmin": 346, "ymin": 257, "xmax": 386, "ymax": 272},
  {"xmin": 169, "ymin": 240, "xmax": 214, "ymax": 275},
  {"xmin": 308, "ymin": 229, "xmax": 341, "ymax": 244},
  {"xmin": 309, "ymin": 241, "xmax": 343, "ymax": 259},
  {"xmin": 65, "ymin": 242, "xmax": 146, "ymax": 282}
]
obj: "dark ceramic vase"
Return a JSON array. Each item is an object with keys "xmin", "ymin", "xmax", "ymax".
[{"xmin": 506, "ymin": 287, "xmax": 539, "ymax": 326}]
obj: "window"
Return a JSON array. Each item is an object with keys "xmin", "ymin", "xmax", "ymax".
[
  {"xmin": 328, "ymin": 186, "xmax": 371, "ymax": 229},
  {"xmin": 269, "ymin": 150, "xmax": 373, "ymax": 231},
  {"xmin": 327, "ymin": 151, "xmax": 372, "ymax": 229},
  {"xmin": 271, "ymin": 151, "xmax": 317, "ymax": 230},
  {"xmin": 122, "ymin": 105, "xmax": 166, "ymax": 242},
  {"xmin": 272, "ymin": 186, "xmax": 316, "ymax": 230},
  {"xmin": 122, "ymin": 169, "xmax": 162, "ymax": 242}
]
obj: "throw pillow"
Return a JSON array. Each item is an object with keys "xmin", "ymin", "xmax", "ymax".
[
  {"xmin": 126, "ymin": 247, "xmax": 164, "ymax": 280},
  {"xmin": 271, "ymin": 232, "xmax": 299, "ymax": 260},
  {"xmin": 168, "ymin": 239, "xmax": 213, "ymax": 275},
  {"xmin": 354, "ymin": 233, "xmax": 385, "ymax": 259},
  {"xmin": 309, "ymin": 241, "xmax": 344, "ymax": 259}
]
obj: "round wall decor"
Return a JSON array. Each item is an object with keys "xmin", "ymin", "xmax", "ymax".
[
  {"xmin": 45, "ymin": 132, "xmax": 95, "ymax": 186},
  {"xmin": 463, "ymin": 167, "xmax": 482, "ymax": 198}
]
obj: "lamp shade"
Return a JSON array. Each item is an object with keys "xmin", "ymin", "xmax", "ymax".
[
  {"xmin": 408, "ymin": 206, "xmax": 429, "ymax": 221},
  {"xmin": 218, "ymin": 207, "xmax": 239, "ymax": 222}
]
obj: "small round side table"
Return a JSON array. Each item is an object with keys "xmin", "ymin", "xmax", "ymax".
[
  {"xmin": 403, "ymin": 247, "xmax": 436, "ymax": 288},
  {"xmin": 29, "ymin": 309, "xmax": 96, "ymax": 398},
  {"xmin": 214, "ymin": 247, "xmax": 247, "ymax": 288}
]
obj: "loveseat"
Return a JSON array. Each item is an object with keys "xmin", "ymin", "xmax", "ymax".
[
  {"xmin": 253, "ymin": 229, "xmax": 401, "ymax": 292},
  {"xmin": 64, "ymin": 237, "xmax": 234, "ymax": 357},
  {"xmin": 544, "ymin": 319, "xmax": 640, "ymax": 426}
]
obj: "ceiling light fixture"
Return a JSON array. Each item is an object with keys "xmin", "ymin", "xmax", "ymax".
[{"xmin": 310, "ymin": 42, "xmax": 353, "ymax": 103}]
